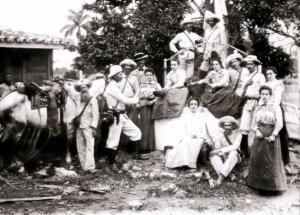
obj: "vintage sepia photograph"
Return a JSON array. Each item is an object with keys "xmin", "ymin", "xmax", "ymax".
[{"xmin": 0, "ymin": 0, "xmax": 299, "ymax": 214}]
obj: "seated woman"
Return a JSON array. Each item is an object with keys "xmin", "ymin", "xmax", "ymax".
[
  {"xmin": 138, "ymin": 68, "xmax": 161, "ymax": 152},
  {"xmin": 152, "ymin": 58, "xmax": 189, "ymax": 151},
  {"xmin": 165, "ymin": 59, "xmax": 186, "ymax": 89},
  {"xmin": 165, "ymin": 98, "xmax": 206, "ymax": 169},
  {"xmin": 209, "ymin": 116, "xmax": 242, "ymax": 186},
  {"xmin": 190, "ymin": 58, "xmax": 229, "ymax": 103},
  {"xmin": 247, "ymin": 85, "xmax": 287, "ymax": 194}
]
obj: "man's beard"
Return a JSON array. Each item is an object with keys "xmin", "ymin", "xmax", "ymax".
[{"xmin": 80, "ymin": 92, "xmax": 90, "ymax": 102}]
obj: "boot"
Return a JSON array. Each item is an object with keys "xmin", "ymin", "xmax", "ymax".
[
  {"xmin": 106, "ymin": 148, "xmax": 116, "ymax": 164},
  {"xmin": 132, "ymin": 141, "xmax": 149, "ymax": 160}
]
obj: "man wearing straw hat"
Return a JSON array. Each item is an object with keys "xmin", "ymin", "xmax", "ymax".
[
  {"xmin": 74, "ymin": 79, "xmax": 99, "ymax": 173},
  {"xmin": 209, "ymin": 116, "xmax": 243, "ymax": 186},
  {"xmin": 225, "ymin": 52, "xmax": 249, "ymax": 96},
  {"xmin": 169, "ymin": 17, "xmax": 203, "ymax": 79},
  {"xmin": 200, "ymin": 11, "xmax": 225, "ymax": 72},
  {"xmin": 131, "ymin": 52, "xmax": 157, "ymax": 85},
  {"xmin": 239, "ymin": 55, "xmax": 266, "ymax": 153},
  {"xmin": 104, "ymin": 65, "xmax": 145, "ymax": 169}
]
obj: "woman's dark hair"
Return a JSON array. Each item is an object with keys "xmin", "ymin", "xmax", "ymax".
[
  {"xmin": 259, "ymin": 85, "xmax": 273, "ymax": 95},
  {"xmin": 209, "ymin": 58, "xmax": 224, "ymax": 69},
  {"xmin": 265, "ymin": 66, "xmax": 277, "ymax": 74},
  {"xmin": 144, "ymin": 68, "xmax": 155, "ymax": 75},
  {"xmin": 188, "ymin": 97, "xmax": 200, "ymax": 107}
]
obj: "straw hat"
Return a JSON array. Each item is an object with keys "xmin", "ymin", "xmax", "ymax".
[
  {"xmin": 134, "ymin": 52, "xmax": 148, "ymax": 61},
  {"xmin": 243, "ymin": 55, "xmax": 261, "ymax": 65},
  {"xmin": 225, "ymin": 53, "xmax": 243, "ymax": 67},
  {"xmin": 180, "ymin": 17, "xmax": 194, "ymax": 26},
  {"xmin": 120, "ymin": 59, "xmax": 137, "ymax": 67},
  {"xmin": 74, "ymin": 79, "xmax": 92, "ymax": 92},
  {"xmin": 108, "ymin": 65, "xmax": 123, "ymax": 78},
  {"xmin": 218, "ymin": 116, "xmax": 239, "ymax": 130},
  {"xmin": 204, "ymin": 11, "xmax": 220, "ymax": 23}
]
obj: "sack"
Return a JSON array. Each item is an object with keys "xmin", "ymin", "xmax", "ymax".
[
  {"xmin": 72, "ymin": 116, "xmax": 81, "ymax": 128},
  {"xmin": 100, "ymin": 109, "xmax": 114, "ymax": 126}
]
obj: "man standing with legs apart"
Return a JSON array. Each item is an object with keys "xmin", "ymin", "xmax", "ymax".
[
  {"xmin": 239, "ymin": 55, "xmax": 266, "ymax": 155},
  {"xmin": 74, "ymin": 79, "xmax": 99, "ymax": 173},
  {"xmin": 169, "ymin": 17, "xmax": 203, "ymax": 80},
  {"xmin": 105, "ymin": 65, "xmax": 146, "ymax": 171},
  {"xmin": 209, "ymin": 116, "xmax": 242, "ymax": 186}
]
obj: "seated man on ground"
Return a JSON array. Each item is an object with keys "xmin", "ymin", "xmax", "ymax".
[{"xmin": 209, "ymin": 116, "xmax": 242, "ymax": 186}]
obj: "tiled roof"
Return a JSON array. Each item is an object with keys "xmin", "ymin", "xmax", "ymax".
[{"xmin": 0, "ymin": 29, "xmax": 74, "ymax": 49}]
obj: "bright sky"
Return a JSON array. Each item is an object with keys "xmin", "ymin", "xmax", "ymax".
[{"xmin": 0, "ymin": 0, "xmax": 94, "ymax": 69}]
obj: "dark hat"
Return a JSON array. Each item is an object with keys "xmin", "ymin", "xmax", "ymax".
[{"xmin": 134, "ymin": 52, "xmax": 148, "ymax": 61}]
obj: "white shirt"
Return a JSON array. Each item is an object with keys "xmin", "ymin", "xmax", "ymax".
[
  {"xmin": 119, "ymin": 74, "xmax": 140, "ymax": 98},
  {"xmin": 169, "ymin": 30, "xmax": 202, "ymax": 60},
  {"xmin": 104, "ymin": 80, "xmax": 138, "ymax": 111},
  {"xmin": 76, "ymin": 97, "xmax": 99, "ymax": 129}
]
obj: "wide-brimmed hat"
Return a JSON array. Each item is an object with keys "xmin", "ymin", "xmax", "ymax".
[
  {"xmin": 120, "ymin": 59, "xmax": 137, "ymax": 67},
  {"xmin": 225, "ymin": 53, "xmax": 243, "ymax": 67},
  {"xmin": 204, "ymin": 11, "xmax": 220, "ymax": 23},
  {"xmin": 74, "ymin": 79, "xmax": 92, "ymax": 92},
  {"xmin": 108, "ymin": 65, "xmax": 123, "ymax": 78},
  {"xmin": 218, "ymin": 116, "xmax": 239, "ymax": 130},
  {"xmin": 180, "ymin": 17, "xmax": 195, "ymax": 26},
  {"xmin": 243, "ymin": 55, "xmax": 261, "ymax": 65},
  {"xmin": 134, "ymin": 52, "xmax": 148, "ymax": 61}
]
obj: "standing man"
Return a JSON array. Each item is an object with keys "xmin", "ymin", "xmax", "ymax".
[
  {"xmin": 169, "ymin": 17, "xmax": 203, "ymax": 79},
  {"xmin": 200, "ymin": 12, "xmax": 225, "ymax": 74},
  {"xmin": 0, "ymin": 72, "xmax": 16, "ymax": 98},
  {"xmin": 131, "ymin": 52, "xmax": 157, "ymax": 85},
  {"xmin": 74, "ymin": 79, "xmax": 99, "ymax": 173},
  {"xmin": 119, "ymin": 59, "xmax": 140, "ymax": 125},
  {"xmin": 240, "ymin": 55, "xmax": 266, "ymax": 154},
  {"xmin": 104, "ymin": 65, "xmax": 146, "ymax": 169}
]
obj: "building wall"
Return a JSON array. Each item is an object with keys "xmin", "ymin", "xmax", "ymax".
[{"xmin": 0, "ymin": 48, "xmax": 53, "ymax": 85}]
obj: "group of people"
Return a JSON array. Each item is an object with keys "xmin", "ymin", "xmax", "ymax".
[{"xmin": 0, "ymin": 14, "xmax": 289, "ymax": 196}]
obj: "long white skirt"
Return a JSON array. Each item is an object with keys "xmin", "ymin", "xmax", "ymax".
[
  {"xmin": 154, "ymin": 116, "xmax": 185, "ymax": 151},
  {"xmin": 165, "ymin": 137, "xmax": 204, "ymax": 169}
]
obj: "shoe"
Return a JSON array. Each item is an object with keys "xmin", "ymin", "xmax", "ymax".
[
  {"xmin": 86, "ymin": 169, "xmax": 97, "ymax": 174},
  {"xmin": 163, "ymin": 146, "xmax": 173, "ymax": 155},
  {"xmin": 133, "ymin": 154, "xmax": 149, "ymax": 160}
]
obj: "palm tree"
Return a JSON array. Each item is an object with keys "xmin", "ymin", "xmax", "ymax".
[{"xmin": 60, "ymin": 9, "xmax": 91, "ymax": 38}]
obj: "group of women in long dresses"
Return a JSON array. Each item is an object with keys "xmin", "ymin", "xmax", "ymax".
[{"xmin": 136, "ymin": 55, "xmax": 288, "ymax": 195}]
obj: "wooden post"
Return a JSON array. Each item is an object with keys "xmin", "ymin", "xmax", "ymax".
[
  {"xmin": 298, "ymin": 46, "xmax": 300, "ymax": 91},
  {"xmin": 163, "ymin": 59, "xmax": 167, "ymax": 87}
]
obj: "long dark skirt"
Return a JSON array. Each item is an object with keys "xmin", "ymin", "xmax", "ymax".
[
  {"xmin": 247, "ymin": 125, "xmax": 287, "ymax": 191},
  {"xmin": 140, "ymin": 105, "xmax": 155, "ymax": 151},
  {"xmin": 201, "ymin": 86, "xmax": 244, "ymax": 119}
]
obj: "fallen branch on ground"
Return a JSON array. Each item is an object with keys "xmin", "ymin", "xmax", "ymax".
[
  {"xmin": 0, "ymin": 175, "xmax": 18, "ymax": 190},
  {"xmin": 0, "ymin": 195, "xmax": 61, "ymax": 203}
]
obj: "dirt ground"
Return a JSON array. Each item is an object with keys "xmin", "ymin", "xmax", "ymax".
[
  {"xmin": 0, "ymin": 78, "xmax": 299, "ymax": 215},
  {"xmin": 0, "ymin": 149, "xmax": 300, "ymax": 215}
]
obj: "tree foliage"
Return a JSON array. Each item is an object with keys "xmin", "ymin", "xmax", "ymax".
[
  {"xmin": 73, "ymin": 0, "xmax": 298, "ymax": 77},
  {"xmin": 60, "ymin": 9, "xmax": 91, "ymax": 38},
  {"xmin": 74, "ymin": 0, "xmax": 191, "ymax": 72}
]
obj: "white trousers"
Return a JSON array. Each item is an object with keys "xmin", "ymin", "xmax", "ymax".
[
  {"xmin": 179, "ymin": 58, "xmax": 194, "ymax": 79},
  {"xmin": 106, "ymin": 114, "xmax": 141, "ymax": 150},
  {"xmin": 239, "ymin": 103, "xmax": 256, "ymax": 148},
  {"xmin": 210, "ymin": 150, "xmax": 240, "ymax": 177},
  {"xmin": 76, "ymin": 128, "xmax": 95, "ymax": 171}
]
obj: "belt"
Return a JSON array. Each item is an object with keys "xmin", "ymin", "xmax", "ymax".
[{"xmin": 259, "ymin": 123, "xmax": 274, "ymax": 127}]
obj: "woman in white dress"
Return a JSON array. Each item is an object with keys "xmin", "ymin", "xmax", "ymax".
[
  {"xmin": 265, "ymin": 66, "xmax": 289, "ymax": 165},
  {"xmin": 165, "ymin": 98, "xmax": 206, "ymax": 169},
  {"xmin": 153, "ymin": 59, "xmax": 188, "ymax": 151}
]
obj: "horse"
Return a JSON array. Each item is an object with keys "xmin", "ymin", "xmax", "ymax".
[{"xmin": 0, "ymin": 78, "xmax": 105, "ymax": 171}]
